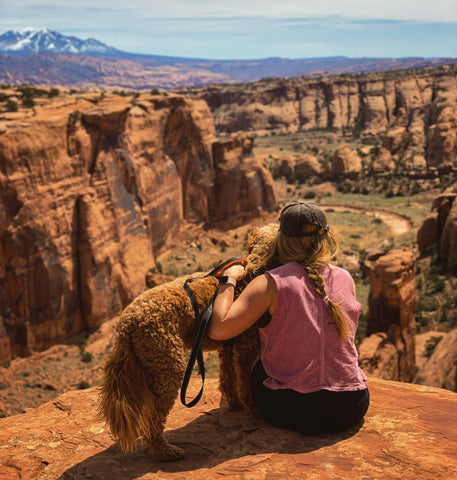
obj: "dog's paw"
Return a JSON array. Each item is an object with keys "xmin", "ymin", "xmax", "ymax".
[{"xmin": 149, "ymin": 442, "xmax": 185, "ymax": 462}]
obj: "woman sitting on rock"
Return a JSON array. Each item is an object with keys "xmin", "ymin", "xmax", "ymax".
[{"xmin": 208, "ymin": 201, "xmax": 369, "ymax": 433}]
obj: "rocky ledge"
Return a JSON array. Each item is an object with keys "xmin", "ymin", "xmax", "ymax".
[{"xmin": 0, "ymin": 378, "xmax": 456, "ymax": 480}]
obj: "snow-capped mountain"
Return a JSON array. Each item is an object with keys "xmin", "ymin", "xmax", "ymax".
[{"xmin": 0, "ymin": 28, "xmax": 122, "ymax": 56}]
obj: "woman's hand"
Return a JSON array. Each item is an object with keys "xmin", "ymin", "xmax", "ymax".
[{"xmin": 222, "ymin": 263, "xmax": 247, "ymax": 281}]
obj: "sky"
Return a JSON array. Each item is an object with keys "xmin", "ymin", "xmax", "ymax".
[{"xmin": 0, "ymin": 1, "xmax": 456, "ymax": 60}]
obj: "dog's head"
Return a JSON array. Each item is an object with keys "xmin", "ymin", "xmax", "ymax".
[{"xmin": 244, "ymin": 223, "xmax": 279, "ymax": 276}]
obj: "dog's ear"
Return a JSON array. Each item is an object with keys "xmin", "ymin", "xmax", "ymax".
[{"xmin": 245, "ymin": 227, "xmax": 260, "ymax": 254}]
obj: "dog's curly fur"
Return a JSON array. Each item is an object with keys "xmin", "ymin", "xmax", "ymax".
[{"xmin": 98, "ymin": 223, "xmax": 279, "ymax": 461}]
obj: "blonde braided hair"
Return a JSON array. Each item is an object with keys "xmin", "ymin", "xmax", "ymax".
[{"xmin": 263, "ymin": 225, "xmax": 350, "ymax": 338}]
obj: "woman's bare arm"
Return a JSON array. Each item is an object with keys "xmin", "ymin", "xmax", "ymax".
[{"xmin": 208, "ymin": 271, "xmax": 276, "ymax": 340}]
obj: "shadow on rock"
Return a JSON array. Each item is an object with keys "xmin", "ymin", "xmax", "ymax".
[{"xmin": 59, "ymin": 406, "xmax": 363, "ymax": 479}]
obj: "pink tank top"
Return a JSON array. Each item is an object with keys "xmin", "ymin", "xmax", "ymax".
[{"xmin": 260, "ymin": 261, "xmax": 367, "ymax": 393}]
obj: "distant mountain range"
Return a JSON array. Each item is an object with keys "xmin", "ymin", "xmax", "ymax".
[
  {"xmin": 0, "ymin": 28, "xmax": 456, "ymax": 90},
  {"xmin": 0, "ymin": 28, "xmax": 123, "ymax": 56}
]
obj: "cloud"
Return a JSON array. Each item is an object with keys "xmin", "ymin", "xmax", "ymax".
[
  {"xmin": 1, "ymin": 2, "xmax": 456, "ymax": 59},
  {"xmin": 4, "ymin": 0, "xmax": 457, "ymax": 22}
]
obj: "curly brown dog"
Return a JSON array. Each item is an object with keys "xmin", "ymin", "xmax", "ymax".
[{"xmin": 98, "ymin": 223, "xmax": 278, "ymax": 461}]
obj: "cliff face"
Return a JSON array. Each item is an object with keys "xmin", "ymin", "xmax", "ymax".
[
  {"xmin": 360, "ymin": 250, "xmax": 417, "ymax": 383},
  {"xmin": 0, "ymin": 378, "xmax": 456, "ymax": 480},
  {"xmin": 0, "ymin": 93, "xmax": 277, "ymax": 363},
  {"xmin": 190, "ymin": 67, "xmax": 457, "ymax": 172},
  {"xmin": 417, "ymin": 182, "xmax": 457, "ymax": 262}
]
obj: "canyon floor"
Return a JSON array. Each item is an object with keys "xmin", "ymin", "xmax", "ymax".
[{"xmin": 0, "ymin": 131, "xmax": 455, "ymax": 418}]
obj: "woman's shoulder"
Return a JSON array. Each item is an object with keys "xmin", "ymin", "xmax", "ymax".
[
  {"xmin": 326, "ymin": 263, "xmax": 355, "ymax": 283},
  {"xmin": 267, "ymin": 261, "xmax": 304, "ymax": 276}
]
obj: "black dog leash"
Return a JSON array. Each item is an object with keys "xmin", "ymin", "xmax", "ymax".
[{"xmin": 180, "ymin": 257, "xmax": 252, "ymax": 407}]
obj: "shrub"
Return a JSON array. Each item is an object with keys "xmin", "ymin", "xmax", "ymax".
[
  {"xmin": 79, "ymin": 348, "xmax": 93, "ymax": 363},
  {"xmin": 48, "ymin": 88, "xmax": 60, "ymax": 98},
  {"xmin": 385, "ymin": 189, "xmax": 394, "ymax": 198},
  {"xmin": 303, "ymin": 191, "xmax": 316, "ymax": 199},
  {"xmin": 410, "ymin": 182, "xmax": 421, "ymax": 195},
  {"xmin": 22, "ymin": 96, "xmax": 35, "ymax": 108},
  {"xmin": 423, "ymin": 336, "xmax": 443, "ymax": 358},
  {"xmin": 6, "ymin": 100, "xmax": 18, "ymax": 112},
  {"xmin": 68, "ymin": 110, "xmax": 80, "ymax": 127},
  {"xmin": 286, "ymin": 173, "xmax": 297, "ymax": 184}
]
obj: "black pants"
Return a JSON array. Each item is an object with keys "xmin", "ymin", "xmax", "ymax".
[{"xmin": 250, "ymin": 360, "xmax": 370, "ymax": 434}]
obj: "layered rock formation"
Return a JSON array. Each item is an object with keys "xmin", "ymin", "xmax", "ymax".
[
  {"xmin": 1, "ymin": 378, "xmax": 456, "ymax": 480},
  {"xmin": 417, "ymin": 182, "xmax": 457, "ymax": 263},
  {"xmin": 359, "ymin": 250, "xmax": 417, "ymax": 382},
  {"xmin": 190, "ymin": 66, "xmax": 457, "ymax": 172},
  {"xmin": 0, "ymin": 93, "xmax": 277, "ymax": 363},
  {"xmin": 415, "ymin": 329, "xmax": 457, "ymax": 392}
]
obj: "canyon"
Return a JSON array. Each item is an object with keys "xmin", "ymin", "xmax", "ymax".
[
  {"xmin": 0, "ymin": 91, "xmax": 277, "ymax": 364},
  {"xmin": 1, "ymin": 62, "xmax": 457, "ymax": 417},
  {"xmin": 187, "ymin": 65, "xmax": 457, "ymax": 174},
  {"xmin": 0, "ymin": 46, "xmax": 457, "ymax": 479}
]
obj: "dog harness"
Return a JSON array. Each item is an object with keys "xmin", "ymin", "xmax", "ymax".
[{"xmin": 180, "ymin": 257, "xmax": 253, "ymax": 407}]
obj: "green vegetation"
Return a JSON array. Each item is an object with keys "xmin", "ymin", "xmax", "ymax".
[
  {"xmin": 423, "ymin": 336, "xmax": 443, "ymax": 358},
  {"xmin": 6, "ymin": 99, "xmax": 18, "ymax": 112},
  {"xmin": 79, "ymin": 343, "xmax": 93, "ymax": 363},
  {"xmin": 68, "ymin": 110, "xmax": 80, "ymax": 127},
  {"xmin": 48, "ymin": 87, "xmax": 60, "ymax": 98}
]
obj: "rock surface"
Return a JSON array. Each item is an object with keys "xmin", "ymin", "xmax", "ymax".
[
  {"xmin": 414, "ymin": 329, "xmax": 457, "ymax": 391},
  {"xmin": 272, "ymin": 154, "xmax": 321, "ymax": 181},
  {"xmin": 0, "ymin": 377, "xmax": 456, "ymax": 480},
  {"xmin": 0, "ymin": 92, "xmax": 277, "ymax": 364},
  {"xmin": 361, "ymin": 250, "xmax": 417, "ymax": 382},
  {"xmin": 417, "ymin": 184, "xmax": 457, "ymax": 262},
  {"xmin": 190, "ymin": 67, "xmax": 457, "ymax": 172},
  {"xmin": 329, "ymin": 145, "xmax": 362, "ymax": 178}
]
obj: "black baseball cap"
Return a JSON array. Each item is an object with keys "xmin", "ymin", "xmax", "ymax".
[{"xmin": 279, "ymin": 202, "xmax": 330, "ymax": 238}]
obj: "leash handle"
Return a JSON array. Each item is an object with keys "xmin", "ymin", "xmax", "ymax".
[{"xmin": 180, "ymin": 283, "xmax": 216, "ymax": 407}]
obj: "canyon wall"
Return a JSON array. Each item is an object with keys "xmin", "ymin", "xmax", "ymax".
[
  {"xmin": 0, "ymin": 93, "xmax": 277, "ymax": 363},
  {"xmin": 417, "ymin": 181, "xmax": 457, "ymax": 263},
  {"xmin": 189, "ymin": 66, "xmax": 457, "ymax": 172}
]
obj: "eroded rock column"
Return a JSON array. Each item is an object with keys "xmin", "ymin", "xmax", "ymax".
[{"xmin": 359, "ymin": 250, "xmax": 417, "ymax": 382}]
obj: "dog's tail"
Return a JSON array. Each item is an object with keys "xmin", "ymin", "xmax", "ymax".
[{"xmin": 98, "ymin": 335, "xmax": 157, "ymax": 451}]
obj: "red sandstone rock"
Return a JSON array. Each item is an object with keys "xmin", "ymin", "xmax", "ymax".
[
  {"xmin": 358, "ymin": 332, "xmax": 399, "ymax": 380},
  {"xmin": 0, "ymin": 378, "xmax": 456, "ymax": 480},
  {"xmin": 427, "ymin": 74, "xmax": 457, "ymax": 168},
  {"xmin": 372, "ymin": 147, "xmax": 395, "ymax": 173},
  {"xmin": 415, "ymin": 328, "xmax": 457, "ymax": 392},
  {"xmin": 330, "ymin": 145, "xmax": 362, "ymax": 178},
  {"xmin": 382, "ymin": 127, "xmax": 408, "ymax": 155},
  {"xmin": 0, "ymin": 93, "xmax": 277, "ymax": 364},
  {"xmin": 272, "ymin": 154, "xmax": 321, "ymax": 180},
  {"xmin": 294, "ymin": 154, "xmax": 321, "ymax": 179},
  {"xmin": 211, "ymin": 133, "xmax": 278, "ymax": 227},
  {"xmin": 362, "ymin": 250, "xmax": 417, "ymax": 382},
  {"xmin": 417, "ymin": 191, "xmax": 457, "ymax": 261},
  {"xmin": 272, "ymin": 155, "xmax": 296, "ymax": 178},
  {"xmin": 194, "ymin": 70, "xmax": 457, "ymax": 172}
]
